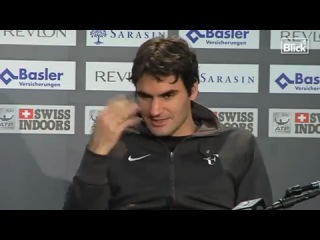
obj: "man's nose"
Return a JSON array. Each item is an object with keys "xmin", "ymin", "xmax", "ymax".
[{"xmin": 149, "ymin": 99, "xmax": 162, "ymax": 117}]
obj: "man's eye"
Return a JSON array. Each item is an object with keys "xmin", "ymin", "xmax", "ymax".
[{"xmin": 163, "ymin": 94, "xmax": 174, "ymax": 99}]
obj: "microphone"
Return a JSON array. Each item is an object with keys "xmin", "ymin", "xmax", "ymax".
[
  {"xmin": 232, "ymin": 181, "xmax": 320, "ymax": 210},
  {"xmin": 232, "ymin": 198, "xmax": 266, "ymax": 210},
  {"xmin": 284, "ymin": 180, "xmax": 320, "ymax": 198},
  {"xmin": 266, "ymin": 189, "xmax": 320, "ymax": 210}
]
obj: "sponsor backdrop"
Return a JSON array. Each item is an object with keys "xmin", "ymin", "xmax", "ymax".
[{"xmin": 0, "ymin": 30, "xmax": 319, "ymax": 210}]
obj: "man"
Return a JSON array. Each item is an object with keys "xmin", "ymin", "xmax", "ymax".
[{"xmin": 63, "ymin": 36, "xmax": 273, "ymax": 210}]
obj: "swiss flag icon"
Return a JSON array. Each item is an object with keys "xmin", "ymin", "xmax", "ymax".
[
  {"xmin": 19, "ymin": 109, "xmax": 34, "ymax": 119},
  {"xmin": 295, "ymin": 113, "xmax": 309, "ymax": 123}
]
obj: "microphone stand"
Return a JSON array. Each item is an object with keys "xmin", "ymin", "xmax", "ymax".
[{"xmin": 265, "ymin": 189, "xmax": 320, "ymax": 210}]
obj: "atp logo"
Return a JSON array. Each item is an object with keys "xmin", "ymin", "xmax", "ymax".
[{"xmin": 0, "ymin": 107, "xmax": 15, "ymax": 130}]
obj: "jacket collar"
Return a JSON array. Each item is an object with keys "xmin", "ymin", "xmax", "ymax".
[{"xmin": 190, "ymin": 101, "xmax": 223, "ymax": 136}]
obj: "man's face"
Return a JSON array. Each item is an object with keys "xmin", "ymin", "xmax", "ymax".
[{"xmin": 135, "ymin": 73, "xmax": 198, "ymax": 136}]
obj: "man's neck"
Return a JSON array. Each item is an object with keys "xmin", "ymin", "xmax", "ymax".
[{"xmin": 172, "ymin": 118, "xmax": 198, "ymax": 137}]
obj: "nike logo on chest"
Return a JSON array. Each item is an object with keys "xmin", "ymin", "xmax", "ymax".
[{"xmin": 128, "ymin": 154, "xmax": 151, "ymax": 161}]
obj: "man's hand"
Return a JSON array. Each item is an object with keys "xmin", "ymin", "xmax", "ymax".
[{"xmin": 88, "ymin": 95, "xmax": 142, "ymax": 155}]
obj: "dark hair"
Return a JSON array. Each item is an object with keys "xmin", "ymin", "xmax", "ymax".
[{"xmin": 129, "ymin": 35, "xmax": 199, "ymax": 96}]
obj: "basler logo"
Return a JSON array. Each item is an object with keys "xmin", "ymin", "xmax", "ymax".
[
  {"xmin": 269, "ymin": 65, "xmax": 320, "ymax": 94},
  {"xmin": 0, "ymin": 67, "xmax": 63, "ymax": 85},
  {"xmin": 179, "ymin": 30, "xmax": 260, "ymax": 49},
  {"xmin": 0, "ymin": 60, "xmax": 76, "ymax": 90}
]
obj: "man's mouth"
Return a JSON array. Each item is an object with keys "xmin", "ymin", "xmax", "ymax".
[{"xmin": 150, "ymin": 118, "xmax": 169, "ymax": 127}]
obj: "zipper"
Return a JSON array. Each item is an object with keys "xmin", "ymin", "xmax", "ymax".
[
  {"xmin": 170, "ymin": 151, "xmax": 175, "ymax": 209},
  {"xmin": 156, "ymin": 136, "xmax": 195, "ymax": 209}
]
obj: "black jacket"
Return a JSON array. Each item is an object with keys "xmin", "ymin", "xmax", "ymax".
[{"xmin": 63, "ymin": 102, "xmax": 273, "ymax": 210}]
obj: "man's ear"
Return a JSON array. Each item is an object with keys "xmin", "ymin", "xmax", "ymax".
[{"xmin": 190, "ymin": 83, "xmax": 199, "ymax": 100}]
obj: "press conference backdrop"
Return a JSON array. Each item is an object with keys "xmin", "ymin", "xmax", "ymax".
[{"xmin": 0, "ymin": 30, "xmax": 319, "ymax": 210}]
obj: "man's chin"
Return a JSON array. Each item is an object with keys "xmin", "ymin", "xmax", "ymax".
[{"xmin": 148, "ymin": 125, "xmax": 171, "ymax": 137}]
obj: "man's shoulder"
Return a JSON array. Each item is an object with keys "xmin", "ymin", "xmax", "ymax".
[{"xmin": 220, "ymin": 127, "xmax": 255, "ymax": 141}]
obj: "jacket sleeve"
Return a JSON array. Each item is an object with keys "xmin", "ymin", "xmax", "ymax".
[
  {"xmin": 63, "ymin": 147, "xmax": 111, "ymax": 210},
  {"xmin": 235, "ymin": 135, "xmax": 273, "ymax": 208}
]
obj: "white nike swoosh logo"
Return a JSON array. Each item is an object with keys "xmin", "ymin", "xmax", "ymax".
[{"xmin": 128, "ymin": 154, "xmax": 151, "ymax": 161}]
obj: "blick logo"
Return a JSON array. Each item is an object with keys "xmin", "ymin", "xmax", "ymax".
[
  {"xmin": 280, "ymin": 38, "xmax": 310, "ymax": 54},
  {"xmin": 185, "ymin": 30, "xmax": 251, "ymax": 44}
]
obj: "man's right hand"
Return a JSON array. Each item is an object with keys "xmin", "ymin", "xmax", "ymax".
[{"xmin": 88, "ymin": 95, "xmax": 142, "ymax": 155}]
